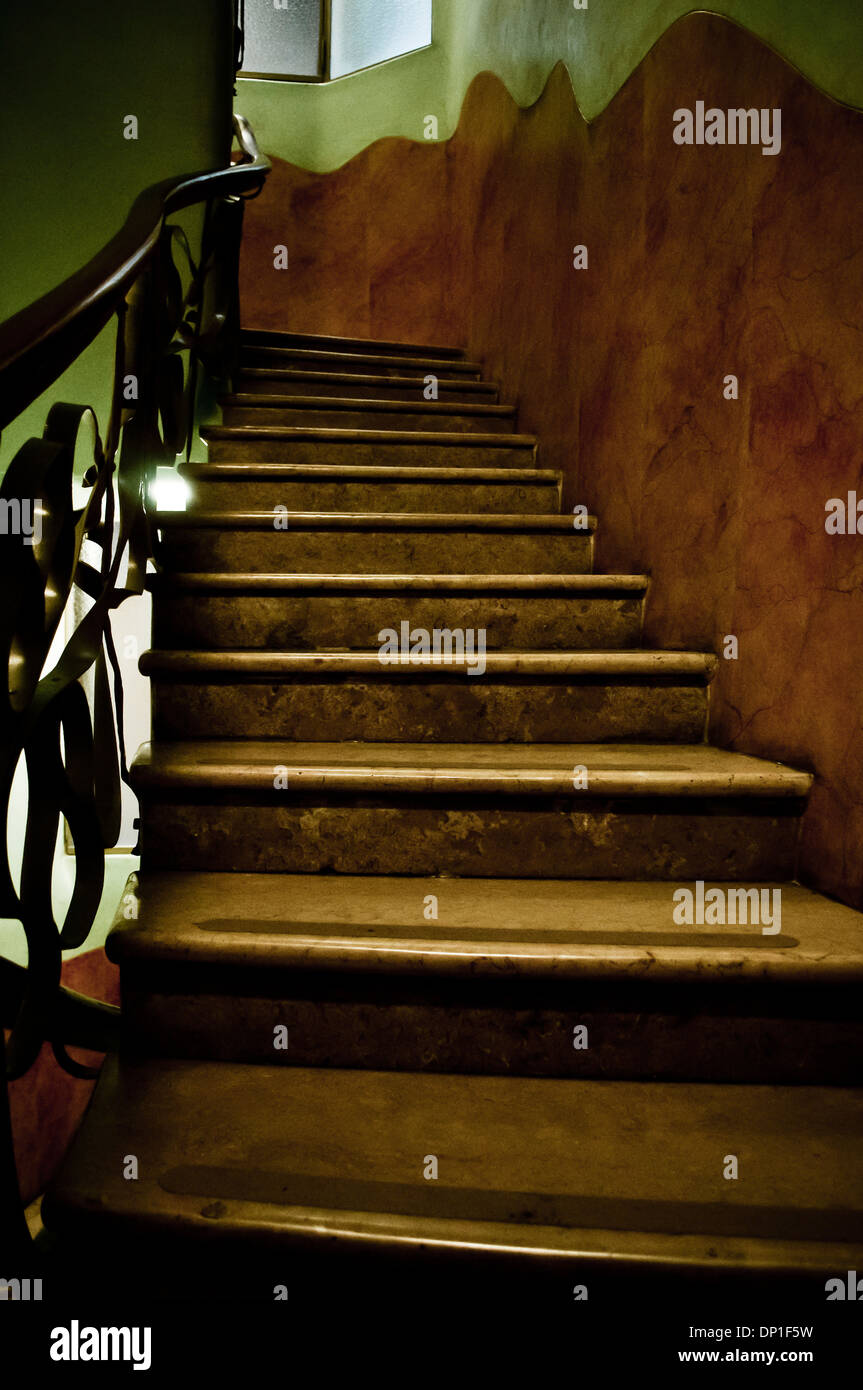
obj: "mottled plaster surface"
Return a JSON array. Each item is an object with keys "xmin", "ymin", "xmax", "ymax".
[
  {"xmin": 7, "ymin": 950, "xmax": 120, "ymax": 1205},
  {"xmin": 240, "ymin": 13, "xmax": 863, "ymax": 909},
  {"xmin": 237, "ymin": 0, "xmax": 863, "ymax": 172}
]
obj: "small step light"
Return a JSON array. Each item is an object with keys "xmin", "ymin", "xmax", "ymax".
[{"xmin": 149, "ymin": 467, "xmax": 190, "ymax": 513}]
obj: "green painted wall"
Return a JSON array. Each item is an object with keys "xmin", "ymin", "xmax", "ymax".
[
  {"xmin": 0, "ymin": 0, "xmax": 235, "ymax": 961},
  {"xmin": 238, "ymin": 0, "xmax": 863, "ymax": 172},
  {"xmin": 0, "ymin": 0, "xmax": 234, "ymax": 466}
]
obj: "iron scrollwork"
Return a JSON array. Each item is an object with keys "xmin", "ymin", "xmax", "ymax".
[{"xmin": 0, "ymin": 115, "xmax": 268, "ymax": 1251}]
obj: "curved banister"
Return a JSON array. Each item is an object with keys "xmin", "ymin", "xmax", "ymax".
[
  {"xmin": 0, "ymin": 114, "xmax": 270, "ymax": 433},
  {"xmin": 0, "ymin": 110, "xmax": 270, "ymax": 1254},
  {"xmin": 0, "ymin": 0, "xmax": 264, "ymax": 1243}
]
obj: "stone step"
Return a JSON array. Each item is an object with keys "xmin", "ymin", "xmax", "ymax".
[
  {"xmin": 239, "ymin": 345, "xmax": 483, "ymax": 378},
  {"xmin": 237, "ymin": 368, "xmax": 501, "ymax": 404},
  {"xmin": 203, "ymin": 425, "xmax": 537, "ymax": 469},
  {"xmin": 219, "ymin": 394, "xmax": 518, "ymax": 434},
  {"xmin": 180, "ymin": 462, "xmax": 560, "ymax": 514},
  {"xmin": 144, "ymin": 650, "xmax": 714, "ymax": 743},
  {"xmin": 108, "ymin": 872, "xmax": 863, "ymax": 1084},
  {"xmin": 130, "ymin": 741, "xmax": 810, "ymax": 879},
  {"xmin": 148, "ymin": 573, "xmax": 647, "ymax": 651},
  {"xmin": 241, "ymin": 330, "xmax": 469, "ymax": 361},
  {"xmin": 156, "ymin": 511, "xmax": 594, "ymax": 575},
  {"xmin": 43, "ymin": 1055, "xmax": 863, "ymax": 1295}
]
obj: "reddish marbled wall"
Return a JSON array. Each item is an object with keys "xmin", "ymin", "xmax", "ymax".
[
  {"xmin": 239, "ymin": 14, "xmax": 863, "ymax": 912},
  {"xmin": 7, "ymin": 950, "xmax": 119, "ymax": 1204}
]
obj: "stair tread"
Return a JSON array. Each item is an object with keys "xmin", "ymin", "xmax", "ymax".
[
  {"xmin": 110, "ymin": 871, "xmax": 863, "ymax": 984},
  {"xmin": 46, "ymin": 1054, "xmax": 863, "ymax": 1267},
  {"xmin": 203, "ymin": 425, "xmax": 536, "ymax": 446},
  {"xmin": 49, "ymin": 296, "xmax": 857, "ymax": 1275},
  {"xmin": 141, "ymin": 649, "xmax": 716, "ymax": 678},
  {"xmin": 130, "ymin": 740, "xmax": 812, "ymax": 797},
  {"xmin": 241, "ymin": 330, "xmax": 467, "ymax": 359},
  {"xmin": 221, "ymin": 394, "xmax": 516, "ymax": 418},
  {"xmin": 159, "ymin": 510, "xmax": 591, "ymax": 531}
]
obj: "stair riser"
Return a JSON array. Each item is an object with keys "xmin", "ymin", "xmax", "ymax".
[
  {"xmin": 150, "ymin": 680, "xmax": 708, "ymax": 743},
  {"xmin": 157, "ymin": 530, "xmax": 593, "ymax": 575},
  {"xmin": 240, "ymin": 349, "xmax": 482, "ymax": 378},
  {"xmin": 151, "ymin": 594, "xmax": 644, "ymax": 651},
  {"xmin": 184, "ymin": 478, "xmax": 559, "ymax": 514},
  {"xmin": 206, "ymin": 438, "xmax": 535, "ymax": 469},
  {"xmin": 221, "ymin": 405, "xmax": 516, "ymax": 434},
  {"xmin": 119, "ymin": 978, "xmax": 862, "ymax": 1085},
  {"xmin": 237, "ymin": 375, "xmax": 500, "ymax": 404},
  {"xmin": 137, "ymin": 800, "xmax": 801, "ymax": 879}
]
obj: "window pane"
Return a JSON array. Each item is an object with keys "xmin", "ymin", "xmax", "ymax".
[
  {"xmin": 329, "ymin": 0, "xmax": 432, "ymax": 80},
  {"xmin": 241, "ymin": 0, "xmax": 324, "ymax": 79}
]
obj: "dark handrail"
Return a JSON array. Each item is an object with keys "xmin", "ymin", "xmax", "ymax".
[{"xmin": 0, "ymin": 115, "xmax": 269, "ymax": 432}]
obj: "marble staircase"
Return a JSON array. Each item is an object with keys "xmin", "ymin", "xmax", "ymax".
[{"xmin": 43, "ymin": 330, "xmax": 863, "ymax": 1302}]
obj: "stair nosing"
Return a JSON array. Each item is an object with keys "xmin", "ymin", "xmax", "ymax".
[
  {"xmin": 106, "ymin": 873, "xmax": 863, "ymax": 987},
  {"xmin": 220, "ymin": 394, "xmax": 516, "ymax": 418},
  {"xmin": 141, "ymin": 649, "xmax": 717, "ymax": 680},
  {"xmin": 129, "ymin": 741, "xmax": 813, "ymax": 799},
  {"xmin": 239, "ymin": 368, "xmax": 499, "ymax": 392},
  {"xmin": 240, "ymin": 330, "xmax": 468, "ymax": 359},
  {"xmin": 147, "ymin": 571, "xmax": 647, "ymax": 594},
  {"xmin": 113, "ymin": 927, "xmax": 863, "ymax": 985},
  {"xmin": 157, "ymin": 510, "xmax": 593, "ymax": 532},
  {"xmin": 203, "ymin": 425, "xmax": 536, "ymax": 447},
  {"xmin": 179, "ymin": 462, "xmax": 557, "ymax": 483},
  {"xmin": 240, "ymin": 346, "xmax": 484, "ymax": 373}
]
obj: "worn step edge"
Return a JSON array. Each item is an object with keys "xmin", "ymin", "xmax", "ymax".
[
  {"xmin": 107, "ymin": 873, "xmax": 863, "ymax": 986},
  {"xmin": 129, "ymin": 741, "xmax": 812, "ymax": 799},
  {"xmin": 148, "ymin": 572, "xmax": 646, "ymax": 594},
  {"xmin": 239, "ymin": 368, "xmax": 499, "ymax": 394},
  {"xmin": 180, "ymin": 462, "xmax": 558, "ymax": 484},
  {"xmin": 141, "ymin": 650, "xmax": 716, "ymax": 680},
  {"xmin": 239, "ymin": 346, "xmax": 484, "ymax": 375},
  {"xmin": 221, "ymin": 394, "xmax": 516, "ymax": 419},
  {"xmin": 46, "ymin": 1191, "xmax": 863, "ymax": 1277},
  {"xmin": 203, "ymin": 425, "xmax": 536, "ymax": 448},
  {"xmin": 158, "ymin": 510, "xmax": 593, "ymax": 533},
  {"xmin": 240, "ymin": 330, "xmax": 468, "ymax": 359}
]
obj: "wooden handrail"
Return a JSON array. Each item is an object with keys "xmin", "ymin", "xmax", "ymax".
[{"xmin": 0, "ymin": 114, "xmax": 269, "ymax": 433}]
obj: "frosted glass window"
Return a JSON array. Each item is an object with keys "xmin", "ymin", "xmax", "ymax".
[
  {"xmin": 238, "ymin": 0, "xmax": 432, "ymax": 82},
  {"xmin": 329, "ymin": 0, "xmax": 432, "ymax": 79},
  {"xmin": 241, "ymin": 0, "xmax": 324, "ymax": 80}
]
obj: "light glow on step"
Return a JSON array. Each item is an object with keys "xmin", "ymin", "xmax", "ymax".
[{"xmin": 150, "ymin": 468, "xmax": 190, "ymax": 513}]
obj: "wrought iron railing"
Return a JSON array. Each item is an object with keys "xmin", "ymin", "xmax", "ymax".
[{"xmin": 0, "ymin": 112, "xmax": 269, "ymax": 1257}]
